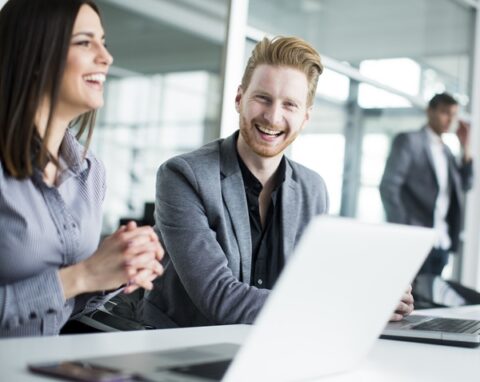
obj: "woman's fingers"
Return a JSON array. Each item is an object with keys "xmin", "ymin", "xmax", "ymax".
[
  {"xmin": 124, "ymin": 243, "xmax": 160, "ymax": 265},
  {"xmin": 129, "ymin": 268, "xmax": 156, "ymax": 290},
  {"xmin": 117, "ymin": 225, "xmax": 157, "ymax": 243},
  {"xmin": 115, "ymin": 223, "xmax": 164, "ymax": 261},
  {"xmin": 125, "ymin": 256, "xmax": 163, "ymax": 277},
  {"xmin": 124, "ymin": 258, "xmax": 163, "ymax": 292}
]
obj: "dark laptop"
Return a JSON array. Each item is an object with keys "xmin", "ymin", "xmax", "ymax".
[{"xmin": 382, "ymin": 314, "xmax": 480, "ymax": 347}]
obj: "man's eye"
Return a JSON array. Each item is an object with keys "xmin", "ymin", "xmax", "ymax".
[{"xmin": 256, "ymin": 95, "xmax": 269, "ymax": 102}]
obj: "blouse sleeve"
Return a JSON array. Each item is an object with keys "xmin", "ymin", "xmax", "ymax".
[{"xmin": 0, "ymin": 269, "xmax": 66, "ymax": 330}]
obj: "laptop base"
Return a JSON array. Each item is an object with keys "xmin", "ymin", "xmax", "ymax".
[{"xmin": 380, "ymin": 334, "xmax": 480, "ymax": 348}]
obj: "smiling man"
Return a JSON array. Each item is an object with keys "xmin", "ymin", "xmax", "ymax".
[{"xmin": 144, "ymin": 36, "xmax": 413, "ymax": 328}]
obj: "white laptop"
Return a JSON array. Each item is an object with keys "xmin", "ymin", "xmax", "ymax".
[{"xmin": 29, "ymin": 217, "xmax": 435, "ymax": 382}]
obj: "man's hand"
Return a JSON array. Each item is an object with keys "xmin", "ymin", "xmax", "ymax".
[
  {"xmin": 456, "ymin": 120, "xmax": 471, "ymax": 162},
  {"xmin": 390, "ymin": 285, "xmax": 414, "ymax": 322}
]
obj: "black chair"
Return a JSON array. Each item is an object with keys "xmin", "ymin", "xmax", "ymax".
[
  {"xmin": 61, "ymin": 290, "xmax": 152, "ymax": 334},
  {"xmin": 412, "ymin": 274, "xmax": 480, "ymax": 310},
  {"xmin": 119, "ymin": 202, "xmax": 155, "ymax": 227}
]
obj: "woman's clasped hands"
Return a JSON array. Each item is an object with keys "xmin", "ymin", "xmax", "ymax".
[{"xmin": 60, "ymin": 222, "xmax": 164, "ymax": 299}]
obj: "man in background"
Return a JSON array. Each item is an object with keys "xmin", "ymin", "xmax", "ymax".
[{"xmin": 380, "ymin": 92, "xmax": 473, "ymax": 277}]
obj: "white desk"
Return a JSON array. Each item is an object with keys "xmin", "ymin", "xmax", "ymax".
[{"xmin": 1, "ymin": 306, "xmax": 480, "ymax": 382}]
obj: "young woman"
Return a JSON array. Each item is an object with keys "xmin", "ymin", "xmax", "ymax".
[{"xmin": 0, "ymin": 0, "xmax": 164, "ymax": 337}]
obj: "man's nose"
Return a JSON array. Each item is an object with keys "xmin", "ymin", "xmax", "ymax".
[{"xmin": 264, "ymin": 103, "xmax": 283, "ymax": 127}]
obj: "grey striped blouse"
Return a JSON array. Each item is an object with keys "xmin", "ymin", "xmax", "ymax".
[{"xmin": 0, "ymin": 130, "xmax": 105, "ymax": 337}]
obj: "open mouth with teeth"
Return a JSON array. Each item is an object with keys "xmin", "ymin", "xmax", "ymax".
[
  {"xmin": 254, "ymin": 123, "xmax": 284, "ymax": 138},
  {"xmin": 83, "ymin": 73, "xmax": 106, "ymax": 88}
]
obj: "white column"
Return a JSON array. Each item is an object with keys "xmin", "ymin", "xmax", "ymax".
[
  {"xmin": 461, "ymin": 6, "xmax": 480, "ymax": 289},
  {"xmin": 219, "ymin": 0, "xmax": 249, "ymax": 138}
]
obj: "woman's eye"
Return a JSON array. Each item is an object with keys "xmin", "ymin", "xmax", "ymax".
[{"xmin": 75, "ymin": 40, "xmax": 91, "ymax": 47}]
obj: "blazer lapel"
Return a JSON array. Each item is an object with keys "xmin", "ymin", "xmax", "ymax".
[
  {"xmin": 220, "ymin": 133, "xmax": 252, "ymax": 284},
  {"xmin": 281, "ymin": 161, "xmax": 300, "ymax": 261},
  {"xmin": 421, "ymin": 127, "xmax": 439, "ymax": 187},
  {"xmin": 445, "ymin": 146, "xmax": 462, "ymax": 199}
]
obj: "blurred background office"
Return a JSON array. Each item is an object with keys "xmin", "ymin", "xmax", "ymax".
[{"xmin": 3, "ymin": 1, "xmax": 478, "ymax": 290}]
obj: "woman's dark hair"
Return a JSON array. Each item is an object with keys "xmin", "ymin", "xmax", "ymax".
[{"xmin": 0, "ymin": 0, "xmax": 101, "ymax": 178}]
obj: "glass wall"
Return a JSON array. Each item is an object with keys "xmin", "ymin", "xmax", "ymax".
[{"xmin": 93, "ymin": 0, "xmax": 227, "ymax": 232}]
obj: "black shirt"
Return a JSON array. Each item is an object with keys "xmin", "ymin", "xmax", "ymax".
[{"xmin": 237, "ymin": 154, "xmax": 286, "ymax": 289}]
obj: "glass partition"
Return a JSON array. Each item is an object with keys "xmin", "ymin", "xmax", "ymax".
[{"xmin": 93, "ymin": 0, "xmax": 227, "ymax": 231}]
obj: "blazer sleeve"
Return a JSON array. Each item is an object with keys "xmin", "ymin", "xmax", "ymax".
[
  {"xmin": 155, "ymin": 157, "xmax": 269, "ymax": 325},
  {"xmin": 379, "ymin": 133, "xmax": 412, "ymax": 224},
  {"xmin": 459, "ymin": 158, "xmax": 473, "ymax": 192},
  {"xmin": 0, "ymin": 269, "xmax": 66, "ymax": 330}
]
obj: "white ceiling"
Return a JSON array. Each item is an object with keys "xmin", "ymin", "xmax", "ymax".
[
  {"xmin": 249, "ymin": 0, "xmax": 475, "ymax": 61},
  {"xmin": 97, "ymin": 0, "xmax": 475, "ymax": 83},
  {"xmin": 96, "ymin": 0, "xmax": 227, "ymax": 75}
]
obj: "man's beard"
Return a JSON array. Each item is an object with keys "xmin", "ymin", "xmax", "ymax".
[{"xmin": 239, "ymin": 115, "xmax": 300, "ymax": 158}]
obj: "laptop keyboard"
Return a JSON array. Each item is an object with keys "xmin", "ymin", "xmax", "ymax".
[{"xmin": 413, "ymin": 318, "xmax": 480, "ymax": 334}]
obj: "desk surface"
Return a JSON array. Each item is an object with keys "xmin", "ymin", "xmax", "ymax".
[{"xmin": 1, "ymin": 306, "xmax": 480, "ymax": 382}]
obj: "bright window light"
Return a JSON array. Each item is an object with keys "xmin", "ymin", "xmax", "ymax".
[
  {"xmin": 316, "ymin": 68, "xmax": 350, "ymax": 102},
  {"xmin": 358, "ymin": 58, "xmax": 421, "ymax": 108},
  {"xmin": 291, "ymin": 134, "xmax": 345, "ymax": 215},
  {"xmin": 443, "ymin": 133, "xmax": 461, "ymax": 156}
]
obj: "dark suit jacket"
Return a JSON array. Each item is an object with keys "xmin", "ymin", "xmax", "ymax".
[
  {"xmin": 379, "ymin": 127, "xmax": 473, "ymax": 252},
  {"xmin": 144, "ymin": 131, "xmax": 329, "ymax": 327}
]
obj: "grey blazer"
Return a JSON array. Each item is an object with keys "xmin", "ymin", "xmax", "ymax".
[
  {"xmin": 144, "ymin": 132, "xmax": 329, "ymax": 328},
  {"xmin": 379, "ymin": 127, "xmax": 473, "ymax": 251}
]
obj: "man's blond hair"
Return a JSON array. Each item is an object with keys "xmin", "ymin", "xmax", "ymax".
[{"xmin": 241, "ymin": 36, "xmax": 323, "ymax": 106}]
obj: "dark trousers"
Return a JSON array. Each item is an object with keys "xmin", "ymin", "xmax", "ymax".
[{"xmin": 418, "ymin": 247, "xmax": 450, "ymax": 276}]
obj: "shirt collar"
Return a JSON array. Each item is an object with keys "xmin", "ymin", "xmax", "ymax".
[
  {"xmin": 61, "ymin": 130, "xmax": 90, "ymax": 172},
  {"xmin": 237, "ymin": 153, "xmax": 262, "ymax": 192},
  {"xmin": 236, "ymin": 148, "xmax": 287, "ymax": 193},
  {"xmin": 33, "ymin": 130, "xmax": 90, "ymax": 187},
  {"xmin": 426, "ymin": 125, "xmax": 443, "ymax": 145}
]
